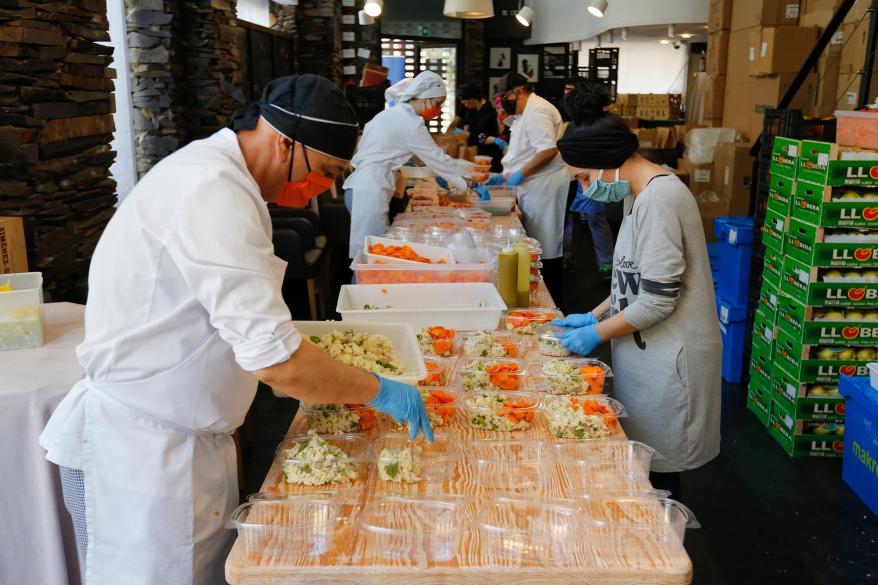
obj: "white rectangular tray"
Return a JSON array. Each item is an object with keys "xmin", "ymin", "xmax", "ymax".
[
  {"xmin": 364, "ymin": 235, "xmax": 456, "ymax": 266},
  {"xmin": 293, "ymin": 321, "xmax": 427, "ymax": 386},
  {"xmin": 337, "ymin": 282, "xmax": 507, "ymax": 331}
]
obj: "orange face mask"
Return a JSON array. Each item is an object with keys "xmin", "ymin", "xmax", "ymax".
[
  {"xmin": 276, "ymin": 145, "xmax": 334, "ymax": 208},
  {"xmin": 421, "ymin": 101, "xmax": 443, "ymax": 121}
]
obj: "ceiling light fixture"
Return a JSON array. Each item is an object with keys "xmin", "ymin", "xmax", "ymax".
[
  {"xmin": 443, "ymin": 0, "xmax": 494, "ymax": 19},
  {"xmin": 272, "ymin": 0, "xmax": 299, "ymax": 5},
  {"xmin": 358, "ymin": 9, "xmax": 375, "ymax": 24},
  {"xmin": 363, "ymin": 0, "xmax": 382, "ymax": 17},
  {"xmin": 680, "ymin": 33, "xmax": 693, "ymax": 39},
  {"xmin": 659, "ymin": 39, "xmax": 670, "ymax": 45},
  {"xmin": 516, "ymin": 5, "xmax": 535, "ymax": 27},
  {"xmin": 587, "ymin": 0, "xmax": 608, "ymax": 18}
]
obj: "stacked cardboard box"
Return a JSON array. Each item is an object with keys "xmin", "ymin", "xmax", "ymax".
[
  {"xmin": 706, "ymin": 1, "xmax": 732, "ymax": 126},
  {"xmin": 608, "ymin": 93, "xmax": 638, "ymax": 117},
  {"xmin": 634, "ymin": 94, "xmax": 682, "ymax": 120},
  {"xmin": 837, "ymin": 0, "xmax": 878, "ymax": 110},
  {"xmin": 0, "ymin": 217, "xmax": 28, "ymax": 274},
  {"xmin": 747, "ymin": 26, "xmax": 819, "ymax": 77},
  {"xmin": 749, "ymin": 137, "xmax": 878, "ymax": 457}
]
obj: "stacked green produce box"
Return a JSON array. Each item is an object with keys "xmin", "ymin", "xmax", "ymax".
[{"xmin": 748, "ymin": 137, "xmax": 878, "ymax": 457}]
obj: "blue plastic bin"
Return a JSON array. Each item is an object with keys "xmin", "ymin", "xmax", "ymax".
[
  {"xmin": 714, "ymin": 217, "xmax": 754, "ymax": 306},
  {"xmin": 839, "ymin": 376, "xmax": 878, "ymax": 518},
  {"xmin": 716, "ymin": 294, "xmax": 748, "ymax": 383}
]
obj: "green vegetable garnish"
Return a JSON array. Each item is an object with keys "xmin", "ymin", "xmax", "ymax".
[
  {"xmin": 309, "ymin": 335, "xmax": 321, "ymax": 344},
  {"xmin": 384, "ymin": 462, "xmax": 399, "ymax": 479},
  {"xmin": 302, "ymin": 464, "xmax": 312, "ymax": 474}
]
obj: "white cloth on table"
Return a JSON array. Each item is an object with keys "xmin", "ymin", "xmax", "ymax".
[{"xmin": 1, "ymin": 302, "xmax": 85, "ymax": 585}]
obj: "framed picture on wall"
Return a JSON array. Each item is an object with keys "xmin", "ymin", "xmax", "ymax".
[
  {"xmin": 517, "ymin": 53, "xmax": 539, "ymax": 82},
  {"xmin": 488, "ymin": 76, "xmax": 504, "ymax": 97},
  {"xmin": 542, "ymin": 45, "xmax": 569, "ymax": 79},
  {"xmin": 489, "ymin": 47, "xmax": 511, "ymax": 70}
]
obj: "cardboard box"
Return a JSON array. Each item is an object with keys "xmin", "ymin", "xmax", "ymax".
[
  {"xmin": 777, "ymin": 293, "xmax": 878, "ymax": 345},
  {"xmin": 786, "ymin": 216, "xmax": 878, "ymax": 266},
  {"xmin": 758, "ymin": 280, "xmax": 781, "ymax": 320},
  {"xmin": 728, "ymin": 28, "xmax": 758, "ymax": 83},
  {"xmin": 747, "ymin": 371, "xmax": 773, "ymax": 426},
  {"xmin": 768, "ymin": 400, "xmax": 845, "ymax": 457},
  {"xmin": 774, "ymin": 326, "xmax": 872, "ymax": 382},
  {"xmin": 749, "ymin": 26, "xmax": 819, "ymax": 76},
  {"xmin": 809, "ymin": 53, "xmax": 842, "ymax": 116},
  {"xmin": 750, "ymin": 337, "xmax": 775, "ymax": 385},
  {"xmin": 709, "ymin": 0, "xmax": 733, "ymax": 31},
  {"xmin": 615, "ymin": 93, "xmax": 638, "ymax": 106},
  {"xmin": 792, "ymin": 180, "xmax": 878, "ymax": 228},
  {"xmin": 782, "ymin": 255, "xmax": 878, "ymax": 306},
  {"xmin": 703, "ymin": 75, "xmax": 727, "ymax": 119},
  {"xmin": 771, "ymin": 363, "xmax": 846, "ymax": 421},
  {"xmin": 636, "ymin": 106, "xmax": 672, "ymax": 120},
  {"xmin": 707, "ymin": 30, "xmax": 730, "ymax": 75},
  {"xmin": 732, "ymin": 0, "xmax": 801, "ymax": 31},
  {"xmin": 722, "ymin": 72, "xmax": 816, "ymax": 141},
  {"xmin": 770, "ymin": 137, "xmax": 801, "ymax": 178},
  {"xmin": 763, "ymin": 207, "xmax": 788, "ymax": 252},
  {"xmin": 0, "ymin": 217, "xmax": 27, "ymax": 274},
  {"xmin": 763, "ymin": 248, "xmax": 785, "ymax": 289},
  {"xmin": 714, "ymin": 142, "xmax": 753, "ymax": 214},
  {"xmin": 753, "ymin": 305, "xmax": 779, "ymax": 354},
  {"xmin": 678, "ymin": 159, "xmax": 718, "ymax": 192}
]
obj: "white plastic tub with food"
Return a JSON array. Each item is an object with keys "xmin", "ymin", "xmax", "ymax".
[
  {"xmin": 293, "ymin": 321, "xmax": 427, "ymax": 385},
  {"xmin": 364, "ymin": 235, "xmax": 455, "ymax": 265},
  {"xmin": 543, "ymin": 395, "xmax": 626, "ymax": 440},
  {"xmin": 337, "ymin": 282, "xmax": 506, "ymax": 331},
  {"xmin": 464, "ymin": 390, "xmax": 540, "ymax": 432},
  {"xmin": 277, "ymin": 433, "xmax": 367, "ymax": 486}
]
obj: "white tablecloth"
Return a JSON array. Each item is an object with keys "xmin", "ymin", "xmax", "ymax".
[{"xmin": 1, "ymin": 302, "xmax": 85, "ymax": 585}]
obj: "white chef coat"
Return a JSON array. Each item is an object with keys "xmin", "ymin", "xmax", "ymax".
[
  {"xmin": 39, "ymin": 128, "xmax": 301, "ymax": 585},
  {"xmin": 500, "ymin": 93, "xmax": 570, "ymax": 259},
  {"xmin": 343, "ymin": 103, "xmax": 469, "ymax": 258}
]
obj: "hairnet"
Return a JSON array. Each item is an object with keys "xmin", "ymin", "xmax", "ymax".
[{"xmin": 385, "ymin": 71, "xmax": 447, "ymax": 104}]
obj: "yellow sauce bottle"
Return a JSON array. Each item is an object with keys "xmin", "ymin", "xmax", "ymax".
[
  {"xmin": 514, "ymin": 242, "xmax": 530, "ymax": 308},
  {"xmin": 498, "ymin": 246, "xmax": 519, "ymax": 308}
]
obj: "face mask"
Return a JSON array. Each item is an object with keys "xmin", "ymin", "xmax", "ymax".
[
  {"xmin": 276, "ymin": 145, "xmax": 334, "ymax": 208},
  {"xmin": 501, "ymin": 91, "xmax": 518, "ymax": 116},
  {"xmin": 582, "ymin": 168, "xmax": 631, "ymax": 203},
  {"xmin": 421, "ymin": 104, "xmax": 442, "ymax": 120}
]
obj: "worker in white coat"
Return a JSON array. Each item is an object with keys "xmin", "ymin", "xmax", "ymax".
[
  {"xmin": 343, "ymin": 71, "xmax": 490, "ymax": 258},
  {"xmin": 39, "ymin": 75, "xmax": 433, "ymax": 585},
  {"xmin": 486, "ymin": 72, "xmax": 571, "ymax": 301}
]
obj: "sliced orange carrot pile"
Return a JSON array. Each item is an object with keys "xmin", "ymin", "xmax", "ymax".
[
  {"xmin": 580, "ymin": 365, "xmax": 606, "ymax": 394},
  {"xmin": 497, "ymin": 339, "xmax": 519, "ymax": 357},
  {"xmin": 505, "ymin": 310, "xmax": 555, "ymax": 328},
  {"xmin": 495, "ymin": 398, "xmax": 535, "ymax": 423},
  {"xmin": 423, "ymin": 389, "xmax": 457, "ymax": 422},
  {"xmin": 419, "ymin": 360, "xmax": 446, "ymax": 386},
  {"xmin": 567, "ymin": 398, "xmax": 617, "ymax": 427},
  {"xmin": 486, "ymin": 362, "xmax": 521, "ymax": 390},
  {"xmin": 368, "ymin": 243, "xmax": 447, "ymax": 264},
  {"xmin": 427, "ymin": 326, "xmax": 456, "ymax": 356},
  {"xmin": 345, "ymin": 404, "xmax": 376, "ymax": 430}
]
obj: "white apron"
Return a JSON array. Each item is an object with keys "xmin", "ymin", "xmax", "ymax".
[
  {"xmin": 346, "ymin": 165, "xmax": 394, "ymax": 258},
  {"xmin": 516, "ymin": 163, "xmax": 571, "ymax": 260},
  {"xmin": 43, "ymin": 331, "xmax": 255, "ymax": 585}
]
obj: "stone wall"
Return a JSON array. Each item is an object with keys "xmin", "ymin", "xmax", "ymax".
[
  {"xmin": 126, "ymin": 0, "xmax": 241, "ymax": 177},
  {"xmin": 463, "ymin": 20, "xmax": 486, "ymax": 94},
  {"xmin": 297, "ymin": 0, "xmax": 340, "ymax": 84},
  {"xmin": 0, "ymin": 0, "xmax": 118, "ymax": 301}
]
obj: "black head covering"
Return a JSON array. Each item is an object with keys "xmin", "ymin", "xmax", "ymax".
[
  {"xmin": 228, "ymin": 74, "xmax": 359, "ymax": 161},
  {"xmin": 493, "ymin": 72, "xmax": 529, "ymax": 97},
  {"xmin": 458, "ymin": 84, "xmax": 483, "ymax": 101},
  {"xmin": 557, "ymin": 124, "xmax": 639, "ymax": 169}
]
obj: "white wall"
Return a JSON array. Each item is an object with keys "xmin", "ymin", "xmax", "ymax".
[
  {"xmin": 526, "ymin": 0, "xmax": 708, "ymax": 45},
  {"xmin": 106, "ymin": 0, "xmax": 137, "ymax": 203},
  {"xmin": 576, "ymin": 39, "xmax": 689, "ymax": 95},
  {"xmin": 237, "ymin": 0, "xmax": 271, "ymax": 27}
]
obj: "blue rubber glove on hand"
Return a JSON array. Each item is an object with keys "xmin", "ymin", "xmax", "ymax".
[
  {"xmin": 436, "ymin": 176, "xmax": 449, "ymax": 189},
  {"xmin": 492, "ymin": 137, "xmax": 508, "ymax": 149},
  {"xmin": 368, "ymin": 376, "xmax": 435, "ymax": 442},
  {"xmin": 474, "ymin": 184, "xmax": 491, "ymax": 201},
  {"xmin": 452, "ymin": 128, "xmax": 464, "ymax": 134},
  {"xmin": 554, "ymin": 324, "xmax": 603, "ymax": 356},
  {"xmin": 553, "ymin": 313, "xmax": 598, "ymax": 329},
  {"xmin": 505, "ymin": 170, "xmax": 525, "ymax": 187},
  {"xmin": 485, "ymin": 174, "xmax": 505, "ymax": 186}
]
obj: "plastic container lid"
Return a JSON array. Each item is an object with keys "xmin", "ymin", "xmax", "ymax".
[
  {"xmin": 580, "ymin": 494, "xmax": 700, "ymax": 546},
  {"xmin": 467, "ymin": 439, "xmax": 552, "ymax": 491},
  {"xmin": 373, "ymin": 432, "xmax": 458, "ymax": 484},
  {"xmin": 230, "ymin": 497, "xmax": 341, "ymax": 558},
  {"xmin": 557, "ymin": 440, "xmax": 656, "ymax": 494}
]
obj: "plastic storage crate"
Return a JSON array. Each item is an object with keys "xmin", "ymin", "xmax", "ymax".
[
  {"xmin": 716, "ymin": 294, "xmax": 748, "ymax": 383},
  {"xmin": 839, "ymin": 376, "xmax": 878, "ymax": 518},
  {"xmin": 714, "ymin": 217, "xmax": 754, "ymax": 307}
]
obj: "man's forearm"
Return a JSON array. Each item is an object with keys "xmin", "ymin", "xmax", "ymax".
[
  {"xmin": 520, "ymin": 147, "xmax": 558, "ymax": 177},
  {"xmin": 253, "ymin": 341, "xmax": 380, "ymax": 404}
]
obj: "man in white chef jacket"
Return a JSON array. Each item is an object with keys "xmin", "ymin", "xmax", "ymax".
[
  {"xmin": 486, "ymin": 72, "xmax": 571, "ymax": 301},
  {"xmin": 39, "ymin": 75, "xmax": 433, "ymax": 585}
]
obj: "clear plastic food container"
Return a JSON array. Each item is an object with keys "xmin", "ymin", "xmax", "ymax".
[
  {"xmin": 364, "ymin": 235, "xmax": 455, "ymax": 265},
  {"xmin": 477, "ymin": 495, "xmax": 580, "ymax": 566},
  {"xmin": 416, "ymin": 326, "xmax": 457, "ymax": 358},
  {"xmin": 419, "ymin": 357, "xmax": 452, "ymax": 387},
  {"xmin": 373, "ymin": 432, "xmax": 457, "ymax": 484},
  {"xmin": 542, "ymin": 395, "xmax": 626, "ymax": 440},
  {"xmin": 493, "ymin": 224, "xmax": 528, "ymax": 240},
  {"xmin": 475, "ymin": 197, "xmax": 515, "ymax": 216},
  {"xmin": 467, "ymin": 439, "xmax": 552, "ymax": 491},
  {"xmin": 300, "ymin": 403, "xmax": 379, "ymax": 434},
  {"xmin": 464, "ymin": 389, "xmax": 540, "ymax": 432},
  {"xmin": 357, "ymin": 494, "xmax": 468, "ymax": 563},
  {"xmin": 0, "ymin": 272, "xmax": 45, "ymax": 351},
  {"xmin": 473, "ymin": 155, "xmax": 493, "ymax": 166},
  {"xmin": 503, "ymin": 308, "xmax": 562, "ymax": 336},
  {"xmin": 457, "ymin": 330, "xmax": 526, "ymax": 359},
  {"xmin": 276, "ymin": 433, "xmax": 368, "ymax": 486},
  {"xmin": 351, "ymin": 251, "xmax": 495, "ymax": 285},
  {"xmin": 556, "ymin": 440, "xmax": 656, "ymax": 495},
  {"xmin": 581, "ymin": 495, "xmax": 700, "ymax": 553},
  {"xmin": 230, "ymin": 497, "xmax": 341, "ymax": 558},
  {"xmin": 536, "ymin": 325, "xmax": 571, "ymax": 357},
  {"xmin": 459, "ymin": 357, "xmax": 527, "ymax": 391},
  {"xmin": 537, "ymin": 358, "xmax": 613, "ymax": 395},
  {"xmin": 419, "ymin": 387, "xmax": 460, "ymax": 428}
]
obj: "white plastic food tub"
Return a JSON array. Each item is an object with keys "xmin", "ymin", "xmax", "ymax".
[
  {"xmin": 364, "ymin": 235, "xmax": 456, "ymax": 265},
  {"xmin": 337, "ymin": 282, "xmax": 507, "ymax": 331},
  {"xmin": 292, "ymin": 320, "xmax": 427, "ymax": 386}
]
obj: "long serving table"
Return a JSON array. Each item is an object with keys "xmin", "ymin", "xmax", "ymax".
[{"xmin": 225, "ymin": 209, "xmax": 694, "ymax": 584}]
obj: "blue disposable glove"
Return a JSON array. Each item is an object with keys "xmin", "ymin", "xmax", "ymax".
[
  {"xmin": 554, "ymin": 324, "xmax": 603, "ymax": 356},
  {"xmin": 436, "ymin": 176, "xmax": 449, "ymax": 189},
  {"xmin": 485, "ymin": 174, "xmax": 505, "ymax": 186},
  {"xmin": 474, "ymin": 184, "xmax": 490, "ymax": 201},
  {"xmin": 505, "ymin": 170, "xmax": 525, "ymax": 187},
  {"xmin": 452, "ymin": 128, "xmax": 464, "ymax": 134},
  {"xmin": 368, "ymin": 375, "xmax": 435, "ymax": 442},
  {"xmin": 553, "ymin": 313, "xmax": 598, "ymax": 329},
  {"xmin": 492, "ymin": 137, "xmax": 508, "ymax": 149}
]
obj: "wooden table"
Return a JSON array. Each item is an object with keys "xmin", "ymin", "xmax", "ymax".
[{"xmin": 226, "ymin": 208, "xmax": 693, "ymax": 585}]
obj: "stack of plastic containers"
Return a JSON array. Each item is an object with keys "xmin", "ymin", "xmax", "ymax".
[
  {"xmin": 749, "ymin": 136, "xmax": 878, "ymax": 458},
  {"xmin": 713, "ymin": 217, "xmax": 754, "ymax": 383}
]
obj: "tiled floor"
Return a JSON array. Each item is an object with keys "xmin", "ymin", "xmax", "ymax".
[{"xmin": 242, "ymin": 213, "xmax": 878, "ymax": 585}]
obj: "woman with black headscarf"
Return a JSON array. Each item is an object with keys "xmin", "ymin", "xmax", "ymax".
[{"xmin": 552, "ymin": 81, "xmax": 722, "ymax": 497}]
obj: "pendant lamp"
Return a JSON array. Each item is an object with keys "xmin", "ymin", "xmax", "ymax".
[{"xmin": 443, "ymin": 0, "xmax": 494, "ymax": 19}]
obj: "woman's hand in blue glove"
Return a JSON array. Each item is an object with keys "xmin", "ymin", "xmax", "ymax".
[
  {"xmin": 490, "ymin": 137, "xmax": 508, "ymax": 149},
  {"xmin": 552, "ymin": 313, "xmax": 598, "ymax": 329},
  {"xmin": 554, "ymin": 324, "xmax": 603, "ymax": 356},
  {"xmin": 485, "ymin": 174, "xmax": 505, "ymax": 186},
  {"xmin": 505, "ymin": 170, "xmax": 525, "ymax": 187},
  {"xmin": 368, "ymin": 376, "xmax": 434, "ymax": 442},
  {"xmin": 435, "ymin": 176, "xmax": 449, "ymax": 189},
  {"xmin": 473, "ymin": 184, "xmax": 491, "ymax": 201}
]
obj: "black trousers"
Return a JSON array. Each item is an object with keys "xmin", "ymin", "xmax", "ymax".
[{"xmin": 542, "ymin": 257, "xmax": 564, "ymax": 307}]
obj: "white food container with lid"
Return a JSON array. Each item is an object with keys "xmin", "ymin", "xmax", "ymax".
[
  {"xmin": 364, "ymin": 235, "xmax": 456, "ymax": 265},
  {"xmin": 0, "ymin": 272, "xmax": 44, "ymax": 351},
  {"xmin": 293, "ymin": 320, "xmax": 427, "ymax": 385},
  {"xmin": 337, "ymin": 282, "xmax": 507, "ymax": 331}
]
